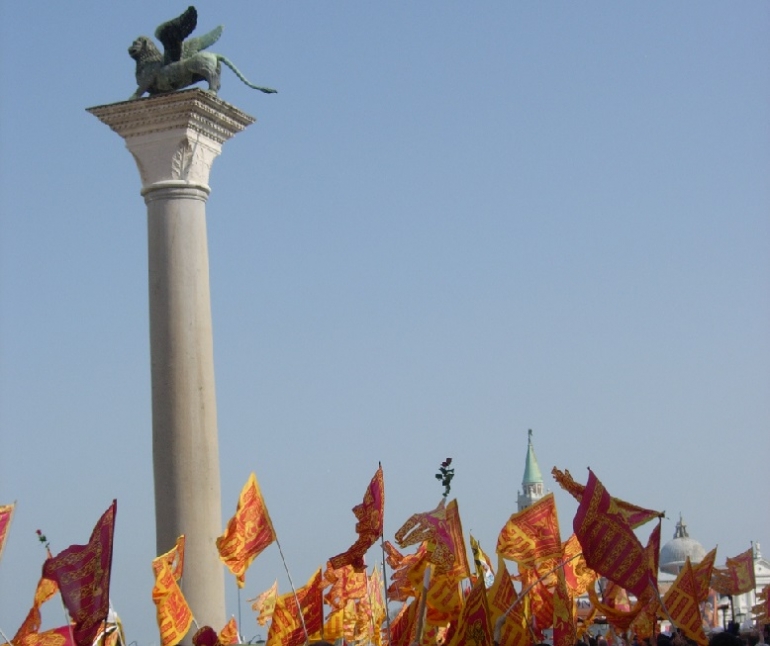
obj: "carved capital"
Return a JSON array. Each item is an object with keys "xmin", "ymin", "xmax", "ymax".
[{"xmin": 87, "ymin": 89, "xmax": 255, "ymax": 194}]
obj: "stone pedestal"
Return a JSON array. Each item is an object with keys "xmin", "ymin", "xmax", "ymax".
[{"xmin": 88, "ymin": 89, "xmax": 255, "ymax": 636}]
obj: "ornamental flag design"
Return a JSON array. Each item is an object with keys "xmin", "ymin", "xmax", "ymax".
[
  {"xmin": 662, "ymin": 558, "xmax": 708, "ymax": 646},
  {"xmin": 486, "ymin": 555, "xmax": 528, "ymax": 646},
  {"xmin": 692, "ymin": 547, "xmax": 716, "ymax": 600},
  {"xmin": 389, "ymin": 599, "xmax": 418, "ymax": 646},
  {"xmin": 248, "ymin": 580, "xmax": 278, "ymax": 626},
  {"xmin": 151, "ymin": 558, "xmax": 193, "ymax": 646},
  {"xmin": 42, "ymin": 500, "xmax": 117, "ymax": 646},
  {"xmin": 266, "ymin": 568, "xmax": 323, "ymax": 646},
  {"xmin": 329, "ymin": 465, "xmax": 384, "ymax": 572},
  {"xmin": 383, "ymin": 541, "xmax": 429, "ymax": 601},
  {"xmin": 572, "ymin": 470, "xmax": 650, "ymax": 598},
  {"xmin": 447, "ymin": 578, "xmax": 493, "ymax": 646},
  {"xmin": 496, "ymin": 492, "xmax": 562, "ymax": 568},
  {"xmin": 216, "ymin": 472, "xmax": 276, "ymax": 588},
  {"xmin": 0, "ymin": 502, "xmax": 15, "ymax": 563},
  {"xmin": 323, "ymin": 563, "xmax": 368, "ymax": 609},
  {"xmin": 553, "ymin": 568, "xmax": 576, "ymax": 646},
  {"xmin": 19, "ymin": 626, "xmax": 75, "ymax": 646},
  {"xmin": 395, "ymin": 498, "xmax": 460, "ymax": 573},
  {"xmin": 561, "ymin": 533, "xmax": 597, "ymax": 596},
  {"xmin": 712, "ymin": 547, "xmax": 756, "ymax": 595},
  {"xmin": 152, "ymin": 535, "xmax": 185, "ymax": 581},
  {"xmin": 552, "ymin": 467, "xmax": 663, "ymax": 529}
]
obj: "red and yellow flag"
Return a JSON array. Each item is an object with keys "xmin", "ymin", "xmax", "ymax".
[
  {"xmin": 447, "ymin": 577, "xmax": 494, "ymax": 646},
  {"xmin": 323, "ymin": 562, "xmax": 368, "ymax": 610},
  {"xmin": 572, "ymin": 471, "xmax": 651, "ymax": 598},
  {"xmin": 497, "ymin": 493, "xmax": 562, "ymax": 568},
  {"xmin": 384, "ymin": 540, "xmax": 429, "ymax": 601},
  {"xmin": 42, "ymin": 501, "xmax": 116, "ymax": 646},
  {"xmin": 266, "ymin": 568, "xmax": 323, "ymax": 646},
  {"xmin": 561, "ymin": 533, "xmax": 597, "ymax": 596},
  {"xmin": 0, "ymin": 502, "xmax": 15, "ymax": 563},
  {"xmin": 553, "ymin": 468, "xmax": 663, "ymax": 529},
  {"xmin": 248, "ymin": 580, "xmax": 278, "ymax": 626},
  {"xmin": 692, "ymin": 547, "xmax": 716, "ymax": 600},
  {"xmin": 486, "ymin": 555, "xmax": 529, "ymax": 646},
  {"xmin": 395, "ymin": 498, "xmax": 464, "ymax": 574},
  {"xmin": 390, "ymin": 599, "xmax": 418, "ymax": 646},
  {"xmin": 662, "ymin": 558, "xmax": 708, "ymax": 646},
  {"xmin": 216, "ymin": 473, "xmax": 276, "ymax": 588},
  {"xmin": 329, "ymin": 465, "xmax": 384, "ymax": 571},
  {"xmin": 152, "ymin": 535, "xmax": 185, "ymax": 581},
  {"xmin": 553, "ymin": 568, "xmax": 576, "ymax": 646},
  {"xmin": 152, "ymin": 558, "xmax": 193, "ymax": 646},
  {"xmin": 18, "ymin": 625, "xmax": 75, "ymax": 646},
  {"xmin": 712, "ymin": 547, "xmax": 756, "ymax": 595},
  {"xmin": 217, "ymin": 618, "xmax": 239, "ymax": 645}
]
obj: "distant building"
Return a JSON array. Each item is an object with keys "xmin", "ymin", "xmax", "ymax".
[
  {"xmin": 660, "ymin": 515, "xmax": 707, "ymax": 575},
  {"xmin": 517, "ymin": 429, "xmax": 546, "ymax": 512}
]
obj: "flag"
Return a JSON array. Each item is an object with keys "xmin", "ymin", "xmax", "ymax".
[
  {"xmin": 486, "ymin": 555, "xmax": 528, "ymax": 646},
  {"xmin": 425, "ymin": 571, "xmax": 463, "ymax": 624},
  {"xmin": 552, "ymin": 568, "xmax": 576, "ymax": 646},
  {"xmin": 152, "ymin": 558, "xmax": 193, "ymax": 646},
  {"xmin": 152, "ymin": 535, "xmax": 185, "ymax": 581},
  {"xmin": 712, "ymin": 547, "xmax": 756, "ymax": 595},
  {"xmin": 561, "ymin": 533, "xmax": 597, "ymax": 596},
  {"xmin": 390, "ymin": 599, "xmax": 418, "ymax": 646},
  {"xmin": 662, "ymin": 558, "xmax": 708, "ymax": 646},
  {"xmin": 323, "ymin": 562, "xmax": 368, "ymax": 610},
  {"xmin": 266, "ymin": 568, "xmax": 323, "ymax": 646},
  {"xmin": 216, "ymin": 473, "xmax": 276, "ymax": 588},
  {"xmin": 218, "ymin": 618, "xmax": 239, "ymax": 645},
  {"xmin": 12, "ymin": 576, "xmax": 59, "ymax": 646},
  {"xmin": 572, "ymin": 470, "xmax": 651, "ymax": 598},
  {"xmin": 552, "ymin": 468, "xmax": 662, "ymax": 529},
  {"xmin": 692, "ymin": 547, "xmax": 716, "ymax": 600},
  {"xmin": 470, "ymin": 535, "xmax": 495, "ymax": 588},
  {"xmin": 368, "ymin": 567, "xmax": 387, "ymax": 646},
  {"xmin": 248, "ymin": 580, "xmax": 278, "ymax": 626},
  {"xmin": 447, "ymin": 578, "xmax": 494, "ymax": 646},
  {"xmin": 329, "ymin": 465, "xmax": 384, "ymax": 571},
  {"xmin": 383, "ymin": 541, "xmax": 429, "ymax": 601},
  {"xmin": 395, "ymin": 498, "xmax": 463, "ymax": 574},
  {"xmin": 497, "ymin": 493, "xmax": 562, "ymax": 568},
  {"xmin": 0, "ymin": 502, "xmax": 15, "ymax": 563},
  {"xmin": 19, "ymin": 625, "xmax": 75, "ymax": 646},
  {"xmin": 42, "ymin": 501, "xmax": 117, "ymax": 646}
]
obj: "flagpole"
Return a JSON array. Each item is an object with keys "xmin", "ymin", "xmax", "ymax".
[
  {"xmin": 494, "ymin": 552, "xmax": 583, "ymax": 643},
  {"xmin": 410, "ymin": 564, "xmax": 431, "ymax": 646},
  {"xmin": 274, "ymin": 536, "xmax": 311, "ymax": 644},
  {"xmin": 237, "ymin": 587, "xmax": 243, "ymax": 642}
]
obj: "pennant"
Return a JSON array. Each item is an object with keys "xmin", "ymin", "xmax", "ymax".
[
  {"xmin": 152, "ymin": 535, "xmax": 185, "ymax": 581},
  {"xmin": 248, "ymin": 580, "xmax": 278, "ymax": 626},
  {"xmin": 218, "ymin": 618, "xmax": 239, "ymax": 645},
  {"xmin": 329, "ymin": 465, "xmax": 384, "ymax": 571},
  {"xmin": 266, "ymin": 568, "xmax": 323, "ymax": 646},
  {"xmin": 552, "ymin": 468, "xmax": 663, "ymax": 529},
  {"xmin": 42, "ymin": 501, "xmax": 117, "ymax": 646},
  {"xmin": 496, "ymin": 493, "xmax": 562, "ymax": 568},
  {"xmin": 216, "ymin": 473, "xmax": 276, "ymax": 588},
  {"xmin": 395, "ymin": 498, "xmax": 462, "ymax": 574},
  {"xmin": 552, "ymin": 568, "xmax": 576, "ymax": 646},
  {"xmin": 152, "ymin": 558, "xmax": 194, "ymax": 646},
  {"xmin": 0, "ymin": 502, "xmax": 15, "ymax": 563},
  {"xmin": 447, "ymin": 578, "xmax": 494, "ymax": 646},
  {"xmin": 712, "ymin": 547, "xmax": 756, "ymax": 595},
  {"xmin": 572, "ymin": 471, "xmax": 651, "ymax": 597},
  {"xmin": 662, "ymin": 558, "xmax": 708, "ymax": 646}
]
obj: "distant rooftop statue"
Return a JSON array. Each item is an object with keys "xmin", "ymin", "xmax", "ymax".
[{"xmin": 128, "ymin": 6, "xmax": 277, "ymax": 100}]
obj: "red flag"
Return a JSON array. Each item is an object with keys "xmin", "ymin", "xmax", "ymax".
[
  {"xmin": 573, "ymin": 470, "xmax": 651, "ymax": 598},
  {"xmin": 497, "ymin": 493, "xmax": 562, "ymax": 568},
  {"xmin": 329, "ymin": 465, "xmax": 384, "ymax": 571},
  {"xmin": 216, "ymin": 473, "xmax": 276, "ymax": 587},
  {"xmin": 266, "ymin": 568, "xmax": 323, "ymax": 646},
  {"xmin": 42, "ymin": 501, "xmax": 117, "ymax": 646}
]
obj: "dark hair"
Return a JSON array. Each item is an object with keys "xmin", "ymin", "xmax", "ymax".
[{"xmin": 708, "ymin": 632, "xmax": 743, "ymax": 646}]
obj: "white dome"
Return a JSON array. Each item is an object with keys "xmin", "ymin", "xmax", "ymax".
[{"xmin": 660, "ymin": 515, "xmax": 706, "ymax": 575}]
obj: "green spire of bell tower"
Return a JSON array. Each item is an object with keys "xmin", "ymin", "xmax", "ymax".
[{"xmin": 522, "ymin": 428, "xmax": 543, "ymax": 485}]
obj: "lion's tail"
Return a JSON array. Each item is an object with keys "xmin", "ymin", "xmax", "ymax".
[{"xmin": 217, "ymin": 55, "xmax": 277, "ymax": 94}]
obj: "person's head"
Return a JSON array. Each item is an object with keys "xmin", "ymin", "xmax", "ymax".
[{"xmin": 709, "ymin": 632, "xmax": 743, "ymax": 646}]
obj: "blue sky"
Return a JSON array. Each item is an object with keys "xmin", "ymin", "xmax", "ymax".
[{"xmin": 1, "ymin": 3, "xmax": 768, "ymax": 644}]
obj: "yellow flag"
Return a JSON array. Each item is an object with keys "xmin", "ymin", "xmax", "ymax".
[{"xmin": 152, "ymin": 559, "xmax": 193, "ymax": 646}]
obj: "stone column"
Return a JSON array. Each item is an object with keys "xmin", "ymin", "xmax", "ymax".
[{"xmin": 88, "ymin": 89, "xmax": 255, "ymax": 635}]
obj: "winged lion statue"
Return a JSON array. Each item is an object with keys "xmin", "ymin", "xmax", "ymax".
[{"xmin": 128, "ymin": 6, "xmax": 277, "ymax": 100}]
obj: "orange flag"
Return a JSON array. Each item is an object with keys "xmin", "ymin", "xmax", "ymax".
[
  {"xmin": 266, "ymin": 568, "xmax": 323, "ymax": 646},
  {"xmin": 447, "ymin": 577, "xmax": 494, "ymax": 646},
  {"xmin": 42, "ymin": 501, "xmax": 116, "ymax": 646},
  {"xmin": 572, "ymin": 470, "xmax": 651, "ymax": 597},
  {"xmin": 217, "ymin": 473, "xmax": 276, "ymax": 588},
  {"xmin": 152, "ymin": 558, "xmax": 194, "ymax": 646},
  {"xmin": 329, "ymin": 465, "xmax": 384, "ymax": 571},
  {"xmin": 497, "ymin": 493, "xmax": 562, "ymax": 568},
  {"xmin": 662, "ymin": 558, "xmax": 708, "ymax": 646},
  {"xmin": 248, "ymin": 580, "xmax": 278, "ymax": 626},
  {"xmin": 552, "ymin": 468, "xmax": 663, "ymax": 529},
  {"xmin": 0, "ymin": 502, "xmax": 15, "ymax": 563},
  {"xmin": 553, "ymin": 568, "xmax": 576, "ymax": 646},
  {"xmin": 152, "ymin": 535, "xmax": 185, "ymax": 581},
  {"xmin": 712, "ymin": 547, "xmax": 756, "ymax": 595}
]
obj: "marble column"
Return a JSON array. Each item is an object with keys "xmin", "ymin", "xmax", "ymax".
[{"xmin": 88, "ymin": 89, "xmax": 255, "ymax": 635}]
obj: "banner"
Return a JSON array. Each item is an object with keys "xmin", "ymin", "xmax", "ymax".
[
  {"xmin": 662, "ymin": 558, "xmax": 707, "ymax": 646},
  {"xmin": 329, "ymin": 465, "xmax": 384, "ymax": 571},
  {"xmin": 266, "ymin": 568, "xmax": 323, "ymax": 646},
  {"xmin": 497, "ymin": 493, "xmax": 562, "ymax": 568},
  {"xmin": 216, "ymin": 473, "xmax": 276, "ymax": 588},
  {"xmin": 151, "ymin": 535, "xmax": 185, "ymax": 581},
  {"xmin": 249, "ymin": 580, "xmax": 278, "ymax": 626},
  {"xmin": 712, "ymin": 547, "xmax": 756, "ymax": 595},
  {"xmin": 447, "ymin": 578, "xmax": 493, "ymax": 646},
  {"xmin": 42, "ymin": 501, "xmax": 116, "ymax": 646},
  {"xmin": 152, "ymin": 558, "xmax": 193, "ymax": 646}
]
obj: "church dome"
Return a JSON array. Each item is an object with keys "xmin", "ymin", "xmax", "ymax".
[{"xmin": 659, "ymin": 515, "xmax": 707, "ymax": 575}]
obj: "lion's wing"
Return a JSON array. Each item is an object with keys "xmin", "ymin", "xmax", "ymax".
[
  {"xmin": 182, "ymin": 25, "xmax": 224, "ymax": 59},
  {"xmin": 155, "ymin": 5, "xmax": 197, "ymax": 65}
]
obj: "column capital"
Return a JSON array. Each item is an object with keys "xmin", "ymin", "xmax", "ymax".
[{"xmin": 87, "ymin": 89, "xmax": 256, "ymax": 195}]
